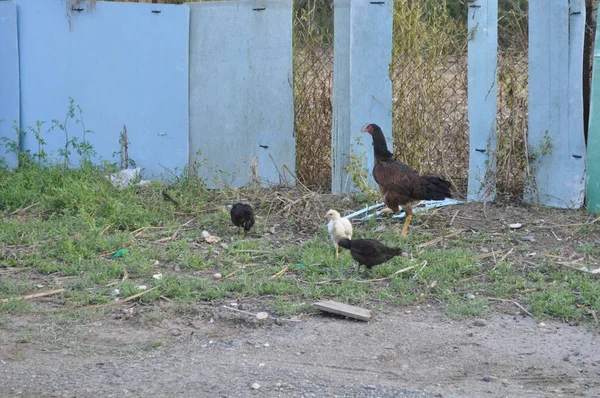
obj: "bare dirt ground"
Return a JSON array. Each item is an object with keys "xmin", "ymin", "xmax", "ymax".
[{"xmin": 2, "ymin": 202, "xmax": 600, "ymax": 397}]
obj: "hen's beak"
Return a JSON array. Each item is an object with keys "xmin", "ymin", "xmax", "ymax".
[{"xmin": 361, "ymin": 123, "xmax": 369, "ymax": 132}]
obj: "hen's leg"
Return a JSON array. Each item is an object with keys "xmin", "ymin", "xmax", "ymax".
[
  {"xmin": 401, "ymin": 205, "xmax": 413, "ymax": 236},
  {"xmin": 335, "ymin": 245, "xmax": 339, "ymax": 258}
]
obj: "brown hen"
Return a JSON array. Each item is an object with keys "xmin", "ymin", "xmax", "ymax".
[{"xmin": 362, "ymin": 123, "xmax": 452, "ymax": 236}]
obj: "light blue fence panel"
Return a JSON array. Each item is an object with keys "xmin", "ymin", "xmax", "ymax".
[
  {"xmin": 527, "ymin": 0, "xmax": 586, "ymax": 208},
  {"xmin": 332, "ymin": 0, "xmax": 393, "ymax": 193},
  {"xmin": 188, "ymin": 1, "xmax": 295, "ymax": 189},
  {"xmin": 0, "ymin": 0, "xmax": 19, "ymax": 167},
  {"xmin": 587, "ymin": 0, "xmax": 600, "ymax": 213},
  {"xmin": 16, "ymin": 0, "xmax": 189, "ymax": 178},
  {"xmin": 467, "ymin": 0, "xmax": 498, "ymax": 202}
]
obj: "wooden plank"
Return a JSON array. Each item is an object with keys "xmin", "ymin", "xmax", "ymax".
[
  {"xmin": 467, "ymin": 0, "xmax": 498, "ymax": 202},
  {"xmin": 313, "ymin": 300, "xmax": 372, "ymax": 321},
  {"xmin": 587, "ymin": 1, "xmax": 600, "ymax": 213},
  {"xmin": 527, "ymin": 0, "xmax": 586, "ymax": 208}
]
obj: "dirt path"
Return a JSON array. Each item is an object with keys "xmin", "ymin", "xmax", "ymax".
[{"xmin": 2, "ymin": 305, "xmax": 599, "ymax": 397}]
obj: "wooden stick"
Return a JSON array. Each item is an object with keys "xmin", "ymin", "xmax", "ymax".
[
  {"xmin": 9, "ymin": 202, "xmax": 40, "ymax": 216},
  {"xmin": 499, "ymin": 248, "xmax": 514, "ymax": 263},
  {"xmin": 449, "ymin": 210, "xmax": 460, "ymax": 226},
  {"xmin": 269, "ymin": 266, "xmax": 289, "ymax": 280},
  {"xmin": 32, "ymin": 287, "xmax": 158, "ymax": 314},
  {"xmin": 355, "ymin": 264, "xmax": 416, "ymax": 283},
  {"xmin": 222, "ymin": 305, "xmax": 301, "ymax": 322},
  {"xmin": 1, "ymin": 288, "xmax": 65, "ymax": 303},
  {"xmin": 473, "ymin": 249, "xmax": 504, "ymax": 260},
  {"xmin": 235, "ymin": 249, "xmax": 272, "ymax": 254},
  {"xmin": 224, "ymin": 269, "xmax": 241, "ymax": 279},
  {"xmin": 417, "ymin": 231, "xmax": 462, "ymax": 248},
  {"xmin": 512, "ymin": 301, "xmax": 536, "ymax": 319}
]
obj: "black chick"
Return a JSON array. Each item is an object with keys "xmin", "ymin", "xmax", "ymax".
[
  {"xmin": 230, "ymin": 203, "xmax": 255, "ymax": 234},
  {"xmin": 338, "ymin": 238, "xmax": 403, "ymax": 272}
]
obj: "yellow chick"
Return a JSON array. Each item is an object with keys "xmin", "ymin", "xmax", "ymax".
[{"xmin": 324, "ymin": 209, "xmax": 353, "ymax": 258}]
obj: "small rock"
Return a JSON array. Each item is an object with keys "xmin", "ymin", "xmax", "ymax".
[
  {"xmin": 473, "ymin": 319, "xmax": 487, "ymax": 327},
  {"xmin": 251, "ymin": 383, "xmax": 260, "ymax": 390},
  {"xmin": 36, "ymin": 284, "xmax": 44, "ymax": 288},
  {"xmin": 374, "ymin": 226, "xmax": 386, "ymax": 233},
  {"xmin": 135, "ymin": 285, "xmax": 147, "ymax": 290},
  {"xmin": 509, "ymin": 223, "xmax": 522, "ymax": 229},
  {"xmin": 538, "ymin": 322, "xmax": 546, "ymax": 328},
  {"xmin": 170, "ymin": 328, "xmax": 182, "ymax": 336},
  {"xmin": 172, "ymin": 264, "xmax": 181, "ymax": 272},
  {"xmin": 213, "ymin": 273, "xmax": 222, "ymax": 280},
  {"xmin": 405, "ymin": 310, "xmax": 412, "ymax": 314},
  {"xmin": 521, "ymin": 235, "xmax": 535, "ymax": 242},
  {"xmin": 480, "ymin": 248, "xmax": 489, "ymax": 253},
  {"xmin": 111, "ymin": 289, "xmax": 120, "ymax": 296},
  {"xmin": 467, "ymin": 332, "xmax": 474, "ymax": 337},
  {"xmin": 259, "ymin": 363, "xmax": 265, "ymax": 367},
  {"xmin": 263, "ymin": 343, "xmax": 269, "ymax": 347},
  {"xmin": 384, "ymin": 345, "xmax": 394, "ymax": 350},
  {"xmin": 256, "ymin": 312, "xmax": 269, "ymax": 320},
  {"xmin": 186, "ymin": 238, "xmax": 195, "ymax": 243},
  {"xmin": 153, "ymin": 273, "xmax": 163, "ymax": 280},
  {"xmin": 481, "ymin": 376, "xmax": 497, "ymax": 382},
  {"xmin": 569, "ymin": 321, "xmax": 579, "ymax": 327},
  {"xmin": 466, "ymin": 293, "xmax": 476, "ymax": 300},
  {"xmin": 363, "ymin": 385, "xmax": 376, "ymax": 390}
]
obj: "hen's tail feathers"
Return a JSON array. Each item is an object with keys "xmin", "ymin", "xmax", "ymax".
[{"xmin": 422, "ymin": 175, "xmax": 452, "ymax": 200}]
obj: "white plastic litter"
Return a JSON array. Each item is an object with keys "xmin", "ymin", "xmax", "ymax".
[
  {"xmin": 107, "ymin": 167, "xmax": 151, "ymax": 189},
  {"xmin": 347, "ymin": 198, "xmax": 464, "ymax": 222}
]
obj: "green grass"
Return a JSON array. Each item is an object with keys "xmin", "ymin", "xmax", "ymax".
[{"xmin": 0, "ymin": 163, "xmax": 599, "ymax": 327}]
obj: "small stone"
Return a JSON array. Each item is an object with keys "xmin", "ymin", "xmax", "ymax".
[
  {"xmin": 384, "ymin": 345, "xmax": 394, "ymax": 350},
  {"xmin": 473, "ymin": 319, "xmax": 487, "ymax": 327},
  {"xmin": 36, "ymin": 284, "xmax": 44, "ymax": 288},
  {"xmin": 480, "ymin": 247, "xmax": 489, "ymax": 253},
  {"xmin": 521, "ymin": 235, "xmax": 535, "ymax": 242},
  {"xmin": 509, "ymin": 223, "xmax": 522, "ymax": 229},
  {"xmin": 153, "ymin": 273, "xmax": 163, "ymax": 280},
  {"xmin": 186, "ymin": 238, "xmax": 195, "ymax": 243},
  {"xmin": 135, "ymin": 285, "xmax": 147, "ymax": 290},
  {"xmin": 538, "ymin": 322, "xmax": 546, "ymax": 328},
  {"xmin": 170, "ymin": 328, "xmax": 182, "ymax": 336},
  {"xmin": 467, "ymin": 332, "xmax": 474, "ymax": 337},
  {"xmin": 363, "ymin": 385, "xmax": 376, "ymax": 390},
  {"xmin": 569, "ymin": 321, "xmax": 579, "ymax": 327},
  {"xmin": 256, "ymin": 312, "xmax": 269, "ymax": 320},
  {"xmin": 263, "ymin": 343, "xmax": 269, "ymax": 347},
  {"xmin": 111, "ymin": 289, "xmax": 120, "ymax": 296},
  {"xmin": 259, "ymin": 363, "xmax": 265, "ymax": 367},
  {"xmin": 213, "ymin": 273, "xmax": 222, "ymax": 280},
  {"xmin": 405, "ymin": 310, "xmax": 412, "ymax": 314},
  {"xmin": 481, "ymin": 376, "xmax": 497, "ymax": 382},
  {"xmin": 466, "ymin": 293, "xmax": 476, "ymax": 300},
  {"xmin": 251, "ymin": 383, "xmax": 260, "ymax": 390}
]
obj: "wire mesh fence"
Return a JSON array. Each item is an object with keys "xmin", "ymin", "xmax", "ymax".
[
  {"xmin": 390, "ymin": 0, "xmax": 469, "ymax": 194},
  {"xmin": 495, "ymin": 0, "xmax": 529, "ymax": 201},
  {"xmin": 293, "ymin": 0, "xmax": 334, "ymax": 189}
]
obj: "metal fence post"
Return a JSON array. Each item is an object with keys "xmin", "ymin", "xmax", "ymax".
[
  {"xmin": 467, "ymin": 0, "xmax": 498, "ymax": 202},
  {"xmin": 527, "ymin": 0, "xmax": 586, "ymax": 208},
  {"xmin": 587, "ymin": 0, "xmax": 600, "ymax": 213},
  {"xmin": 332, "ymin": 0, "xmax": 393, "ymax": 193}
]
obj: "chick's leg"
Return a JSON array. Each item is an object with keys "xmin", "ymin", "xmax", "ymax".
[{"xmin": 400, "ymin": 205, "xmax": 413, "ymax": 236}]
